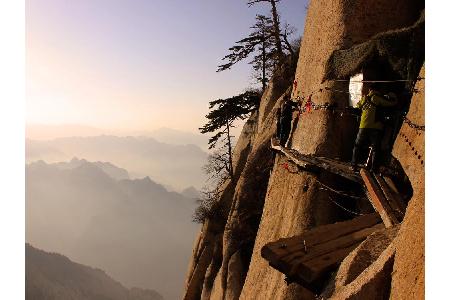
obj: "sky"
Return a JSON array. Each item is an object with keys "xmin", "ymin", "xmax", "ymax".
[{"xmin": 26, "ymin": 0, "xmax": 309, "ymax": 134}]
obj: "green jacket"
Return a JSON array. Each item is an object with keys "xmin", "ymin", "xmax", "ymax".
[{"xmin": 357, "ymin": 90, "xmax": 397, "ymax": 129}]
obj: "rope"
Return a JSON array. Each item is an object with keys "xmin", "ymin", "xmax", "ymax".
[{"xmin": 327, "ymin": 196, "xmax": 366, "ymax": 216}]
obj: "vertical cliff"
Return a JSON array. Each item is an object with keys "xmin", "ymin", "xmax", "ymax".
[
  {"xmin": 184, "ymin": 1, "xmax": 424, "ymax": 299},
  {"xmin": 389, "ymin": 65, "xmax": 425, "ymax": 300}
]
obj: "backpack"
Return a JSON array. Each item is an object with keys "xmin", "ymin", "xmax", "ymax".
[{"xmin": 369, "ymin": 93, "xmax": 397, "ymax": 124}]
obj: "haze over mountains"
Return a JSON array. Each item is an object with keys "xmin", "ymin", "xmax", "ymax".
[
  {"xmin": 26, "ymin": 124, "xmax": 209, "ymax": 149},
  {"xmin": 26, "ymin": 132, "xmax": 208, "ymax": 190},
  {"xmin": 26, "ymin": 159, "xmax": 200, "ymax": 300},
  {"xmin": 26, "ymin": 244, "xmax": 164, "ymax": 300}
]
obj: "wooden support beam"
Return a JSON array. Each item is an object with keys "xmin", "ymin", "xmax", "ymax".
[
  {"xmin": 382, "ymin": 176, "xmax": 407, "ymax": 212},
  {"xmin": 373, "ymin": 174, "xmax": 406, "ymax": 221},
  {"xmin": 261, "ymin": 213, "xmax": 382, "ymax": 293},
  {"xmin": 360, "ymin": 169, "xmax": 399, "ymax": 227}
]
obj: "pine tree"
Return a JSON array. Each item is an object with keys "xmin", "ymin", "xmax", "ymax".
[
  {"xmin": 247, "ymin": 0, "xmax": 284, "ymax": 64},
  {"xmin": 217, "ymin": 15, "xmax": 276, "ymax": 90},
  {"xmin": 218, "ymin": 2, "xmax": 296, "ymax": 89},
  {"xmin": 199, "ymin": 91, "xmax": 260, "ymax": 182}
]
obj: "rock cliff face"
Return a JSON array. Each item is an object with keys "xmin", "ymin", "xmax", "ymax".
[{"xmin": 184, "ymin": 1, "xmax": 424, "ymax": 299}]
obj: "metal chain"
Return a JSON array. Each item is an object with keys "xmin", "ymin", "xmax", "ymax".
[
  {"xmin": 327, "ymin": 196, "xmax": 366, "ymax": 216},
  {"xmin": 316, "ymin": 180, "xmax": 365, "ymax": 200},
  {"xmin": 402, "ymin": 115, "xmax": 425, "ymax": 131},
  {"xmin": 327, "ymin": 77, "xmax": 424, "ymax": 83},
  {"xmin": 288, "ymin": 78, "xmax": 426, "ymax": 128}
]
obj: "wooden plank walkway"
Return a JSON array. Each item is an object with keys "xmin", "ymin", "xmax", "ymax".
[
  {"xmin": 271, "ymin": 137, "xmax": 362, "ymax": 183},
  {"xmin": 261, "ymin": 213, "xmax": 383, "ymax": 293},
  {"xmin": 263, "ymin": 137, "xmax": 408, "ymax": 292},
  {"xmin": 271, "ymin": 137, "xmax": 406, "ymax": 225}
]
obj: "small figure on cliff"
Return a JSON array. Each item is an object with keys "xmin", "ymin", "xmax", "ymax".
[
  {"xmin": 277, "ymin": 95, "xmax": 299, "ymax": 147},
  {"xmin": 351, "ymin": 84, "xmax": 398, "ymax": 171}
]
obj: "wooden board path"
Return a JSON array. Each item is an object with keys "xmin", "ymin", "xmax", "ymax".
[
  {"xmin": 261, "ymin": 213, "xmax": 383, "ymax": 293},
  {"xmin": 270, "ymin": 137, "xmax": 362, "ymax": 183}
]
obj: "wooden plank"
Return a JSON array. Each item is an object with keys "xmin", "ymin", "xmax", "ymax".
[
  {"xmin": 261, "ymin": 213, "xmax": 380, "ymax": 263},
  {"xmin": 281, "ymin": 224, "xmax": 383, "ymax": 274},
  {"xmin": 374, "ymin": 174, "xmax": 406, "ymax": 221},
  {"xmin": 360, "ymin": 169, "xmax": 399, "ymax": 227},
  {"xmin": 283, "ymin": 149, "xmax": 361, "ymax": 183},
  {"xmin": 261, "ymin": 221, "xmax": 382, "ymax": 291},
  {"xmin": 299, "ymin": 244, "xmax": 360, "ymax": 283},
  {"xmin": 382, "ymin": 176, "xmax": 407, "ymax": 212},
  {"xmin": 270, "ymin": 138, "xmax": 362, "ymax": 183},
  {"xmin": 261, "ymin": 215, "xmax": 382, "ymax": 285},
  {"xmin": 264, "ymin": 214, "xmax": 381, "ymax": 263}
]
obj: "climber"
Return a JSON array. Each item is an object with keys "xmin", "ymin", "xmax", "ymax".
[
  {"xmin": 350, "ymin": 84, "xmax": 398, "ymax": 172},
  {"xmin": 277, "ymin": 95, "xmax": 299, "ymax": 147}
]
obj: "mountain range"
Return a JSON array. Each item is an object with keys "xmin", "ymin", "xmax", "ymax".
[
  {"xmin": 26, "ymin": 134, "xmax": 208, "ymax": 190},
  {"xmin": 26, "ymin": 159, "xmax": 199, "ymax": 300},
  {"xmin": 26, "ymin": 125, "xmax": 209, "ymax": 150},
  {"xmin": 26, "ymin": 243, "xmax": 164, "ymax": 300}
]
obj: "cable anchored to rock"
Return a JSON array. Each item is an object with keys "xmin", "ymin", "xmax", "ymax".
[
  {"xmin": 327, "ymin": 196, "xmax": 366, "ymax": 216},
  {"xmin": 326, "ymin": 77, "xmax": 424, "ymax": 83},
  {"xmin": 316, "ymin": 179, "xmax": 365, "ymax": 200}
]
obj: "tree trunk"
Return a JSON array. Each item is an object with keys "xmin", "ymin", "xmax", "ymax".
[
  {"xmin": 282, "ymin": 32, "xmax": 294, "ymax": 57},
  {"xmin": 262, "ymin": 35, "xmax": 267, "ymax": 90},
  {"xmin": 226, "ymin": 119, "xmax": 234, "ymax": 182},
  {"xmin": 270, "ymin": 0, "xmax": 283, "ymax": 64}
]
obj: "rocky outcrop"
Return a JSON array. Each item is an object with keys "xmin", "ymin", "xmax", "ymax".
[
  {"xmin": 183, "ymin": 57, "xmax": 297, "ymax": 300},
  {"xmin": 320, "ymin": 226, "xmax": 399, "ymax": 299},
  {"xmin": 184, "ymin": 1, "xmax": 424, "ymax": 299},
  {"xmin": 241, "ymin": 1, "xmax": 423, "ymax": 299}
]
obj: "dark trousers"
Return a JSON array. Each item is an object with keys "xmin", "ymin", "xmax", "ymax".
[
  {"xmin": 279, "ymin": 117, "xmax": 291, "ymax": 146},
  {"xmin": 351, "ymin": 128, "xmax": 382, "ymax": 169}
]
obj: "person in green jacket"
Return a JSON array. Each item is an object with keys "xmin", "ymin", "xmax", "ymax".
[{"xmin": 351, "ymin": 86, "xmax": 398, "ymax": 171}]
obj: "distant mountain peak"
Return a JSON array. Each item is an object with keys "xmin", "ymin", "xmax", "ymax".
[
  {"xmin": 26, "ymin": 244, "xmax": 164, "ymax": 300},
  {"xmin": 181, "ymin": 186, "xmax": 201, "ymax": 199}
]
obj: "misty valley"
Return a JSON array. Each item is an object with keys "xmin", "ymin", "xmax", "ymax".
[{"xmin": 26, "ymin": 132, "xmax": 206, "ymax": 300}]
